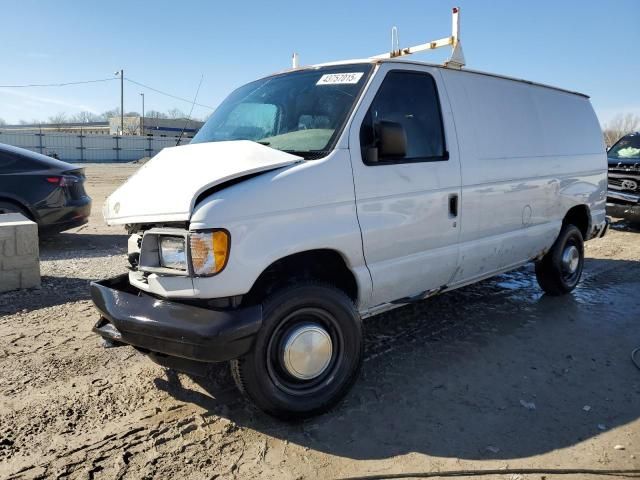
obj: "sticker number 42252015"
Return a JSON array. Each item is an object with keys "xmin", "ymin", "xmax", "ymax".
[{"xmin": 316, "ymin": 72, "xmax": 364, "ymax": 86}]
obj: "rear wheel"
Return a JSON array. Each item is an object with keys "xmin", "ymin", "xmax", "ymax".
[
  {"xmin": 230, "ymin": 282, "xmax": 363, "ymax": 419},
  {"xmin": 535, "ymin": 224, "xmax": 584, "ymax": 295},
  {"xmin": 0, "ymin": 201, "xmax": 30, "ymax": 218}
]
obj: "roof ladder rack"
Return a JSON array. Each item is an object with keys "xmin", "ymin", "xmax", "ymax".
[{"xmin": 371, "ymin": 7, "xmax": 465, "ymax": 69}]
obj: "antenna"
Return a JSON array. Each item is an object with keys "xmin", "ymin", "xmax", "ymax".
[
  {"xmin": 292, "ymin": 52, "xmax": 299, "ymax": 69},
  {"xmin": 372, "ymin": 7, "xmax": 466, "ymax": 69},
  {"xmin": 176, "ymin": 74, "xmax": 204, "ymax": 147}
]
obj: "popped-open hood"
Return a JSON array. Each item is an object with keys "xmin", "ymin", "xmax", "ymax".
[{"xmin": 103, "ymin": 140, "xmax": 302, "ymax": 225}]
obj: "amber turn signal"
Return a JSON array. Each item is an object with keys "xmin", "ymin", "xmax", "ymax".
[{"xmin": 189, "ymin": 230, "xmax": 230, "ymax": 276}]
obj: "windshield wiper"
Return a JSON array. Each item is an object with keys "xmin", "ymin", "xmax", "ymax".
[{"xmin": 282, "ymin": 150, "xmax": 330, "ymax": 160}]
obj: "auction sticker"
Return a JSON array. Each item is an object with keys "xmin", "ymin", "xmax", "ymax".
[{"xmin": 316, "ymin": 72, "xmax": 364, "ymax": 85}]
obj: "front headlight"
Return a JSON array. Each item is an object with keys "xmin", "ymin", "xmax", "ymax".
[
  {"xmin": 190, "ymin": 230, "xmax": 230, "ymax": 276},
  {"xmin": 159, "ymin": 236, "xmax": 187, "ymax": 271}
]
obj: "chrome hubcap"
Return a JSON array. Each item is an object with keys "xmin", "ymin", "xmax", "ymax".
[
  {"xmin": 282, "ymin": 324, "xmax": 333, "ymax": 380},
  {"xmin": 562, "ymin": 245, "xmax": 580, "ymax": 274}
]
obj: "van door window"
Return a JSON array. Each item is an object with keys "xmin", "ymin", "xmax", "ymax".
[{"xmin": 360, "ymin": 71, "xmax": 446, "ymax": 164}]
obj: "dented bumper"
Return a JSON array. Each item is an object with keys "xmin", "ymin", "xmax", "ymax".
[
  {"xmin": 607, "ymin": 202, "xmax": 640, "ymax": 223},
  {"xmin": 91, "ymin": 274, "xmax": 262, "ymax": 362}
]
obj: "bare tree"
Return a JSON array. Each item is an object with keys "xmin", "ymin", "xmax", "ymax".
[
  {"xmin": 18, "ymin": 119, "xmax": 41, "ymax": 125},
  {"xmin": 123, "ymin": 118, "xmax": 140, "ymax": 135},
  {"xmin": 603, "ymin": 113, "xmax": 640, "ymax": 147},
  {"xmin": 70, "ymin": 111, "xmax": 101, "ymax": 123},
  {"xmin": 47, "ymin": 112, "xmax": 68, "ymax": 131},
  {"xmin": 167, "ymin": 108, "xmax": 186, "ymax": 119},
  {"xmin": 99, "ymin": 108, "xmax": 120, "ymax": 121},
  {"xmin": 146, "ymin": 110, "xmax": 168, "ymax": 119}
]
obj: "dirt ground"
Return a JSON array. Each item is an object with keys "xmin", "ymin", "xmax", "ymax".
[{"xmin": 1, "ymin": 163, "xmax": 639, "ymax": 480}]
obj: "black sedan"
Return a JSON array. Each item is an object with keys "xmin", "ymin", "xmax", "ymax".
[{"xmin": 0, "ymin": 143, "xmax": 91, "ymax": 232}]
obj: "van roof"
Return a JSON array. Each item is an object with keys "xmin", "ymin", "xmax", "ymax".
[{"xmin": 283, "ymin": 58, "xmax": 589, "ymax": 99}]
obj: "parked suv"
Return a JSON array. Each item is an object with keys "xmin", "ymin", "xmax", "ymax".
[
  {"xmin": 91, "ymin": 59, "xmax": 608, "ymax": 418},
  {"xmin": 606, "ymin": 132, "xmax": 640, "ymax": 223}
]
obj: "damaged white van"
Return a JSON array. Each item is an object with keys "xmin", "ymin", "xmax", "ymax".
[{"xmin": 92, "ymin": 54, "xmax": 608, "ymax": 418}]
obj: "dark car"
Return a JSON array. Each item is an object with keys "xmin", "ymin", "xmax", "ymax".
[
  {"xmin": 0, "ymin": 143, "xmax": 91, "ymax": 232},
  {"xmin": 607, "ymin": 132, "xmax": 640, "ymax": 223}
]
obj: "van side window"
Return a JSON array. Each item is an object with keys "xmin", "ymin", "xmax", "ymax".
[{"xmin": 360, "ymin": 71, "xmax": 446, "ymax": 164}]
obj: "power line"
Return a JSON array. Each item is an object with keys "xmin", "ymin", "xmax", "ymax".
[
  {"xmin": 0, "ymin": 75, "xmax": 216, "ymax": 110},
  {"xmin": 0, "ymin": 78, "xmax": 117, "ymax": 88},
  {"xmin": 125, "ymin": 78, "xmax": 215, "ymax": 110}
]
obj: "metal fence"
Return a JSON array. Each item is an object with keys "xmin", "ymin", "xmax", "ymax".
[{"xmin": 0, "ymin": 131, "xmax": 190, "ymax": 163}]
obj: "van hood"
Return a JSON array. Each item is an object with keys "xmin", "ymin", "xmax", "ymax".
[{"xmin": 103, "ymin": 140, "xmax": 302, "ymax": 225}]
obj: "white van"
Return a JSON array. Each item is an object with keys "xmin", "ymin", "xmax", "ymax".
[{"xmin": 92, "ymin": 57, "xmax": 608, "ymax": 418}]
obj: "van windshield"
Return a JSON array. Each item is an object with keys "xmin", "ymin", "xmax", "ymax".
[
  {"xmin": 608, "ymin": 134, "xmax": 640, "ymax": 160},
  {"xmin": 191, "ymin": 64, "xmax": 372, "ymax": 159}
]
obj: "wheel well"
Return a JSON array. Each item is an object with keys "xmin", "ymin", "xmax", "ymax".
[
  {"xmin": 245, "ymin": 249, "xmax": 358, "ymax": 305},
  {"xmin": 563, "ymin": 205, "xmax": 590, "ymax": 239},
  {"xmin": 0, "ymin": 197, "xmax": 35, "ymax": 221}
]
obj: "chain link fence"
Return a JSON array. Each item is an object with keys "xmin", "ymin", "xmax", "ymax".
[{"xmin": 0, "ymin": 131, "xmax": 190, "ymax": 162}]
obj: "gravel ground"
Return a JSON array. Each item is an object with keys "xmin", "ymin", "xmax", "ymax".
[{"xmin": 1, "ymin": 163, "xmax": 639, "ymax": 480}]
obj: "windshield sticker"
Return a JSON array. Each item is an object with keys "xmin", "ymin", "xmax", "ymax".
[{"xmin": 316, "ymin": 72, "xmax": 364, "ymax": 86}]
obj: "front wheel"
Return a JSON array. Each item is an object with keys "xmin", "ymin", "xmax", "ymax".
[
  {"xmin": 535, "ymin": 224, "xmax": 584, "ymax": 295},
  {"xmin": 230, "ymin": 282, "xmax": 363, "ymax": 419}
]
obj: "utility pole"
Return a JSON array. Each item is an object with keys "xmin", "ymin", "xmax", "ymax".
[
  {"xmin": 140, "ymin": 93, "xmax": 145, "ymax": 136},
  {"xmin": 114, "ymin": 69, "xmax": 124, "ymax": 135},
  {"xmin": 120, "ymin": 69, "xmax": 124, "ymax": 135}
]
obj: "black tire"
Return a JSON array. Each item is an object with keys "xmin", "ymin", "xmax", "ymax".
[
  {"xmin": 230, "ymin": 282, "xmax": 363, "ymax": 419},
  {"xmin": 0, "ymin": 201, "xmax": 30, "ymax": 218},
  {"xmin": 535, "ymin": 224, "xmax": 584, "ymax": 295}
]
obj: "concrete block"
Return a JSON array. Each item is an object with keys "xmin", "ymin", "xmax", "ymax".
[
  {"xmin": 16, "ymin": 224, "xmax": 39, "ymax": 256},
  {"xmin": 0, "ymin": 213, "xmax": 40, "ymax": 293},
  {"xmin": 21, "ymin": 265, "xmax": 41, "ymax": 289},
  {"xmin": 3, "ymin": 254, "xmax": 38, "ymax": 271},
  {"xmin": 3, "ymin": 235, "xmax": 16, "ymax": 256},
  {"xmin": 0, "ymin": 271, "xmax": 21, "ymax": 292},
  {"xmin": 0, "ymin": 226, "xmax": 14, "ymax": 241},
  {"xmin": 0, "ymin": 213, "xmax": 32, "ymax": 227}
]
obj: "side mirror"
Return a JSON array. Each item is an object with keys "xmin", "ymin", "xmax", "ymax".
[{"xmin": 376, "ymin": 121, "xmax": 407, "ymax": 159}]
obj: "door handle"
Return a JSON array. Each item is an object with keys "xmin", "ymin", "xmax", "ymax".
[{"xmin": 448, "ymin": 193, "xmax": 458, "ymax": 218}]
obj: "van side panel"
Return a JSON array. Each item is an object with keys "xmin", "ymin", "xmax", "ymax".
[{"xmin": 440, "ymin": 69, "xmax": 606, "ymax": 285}]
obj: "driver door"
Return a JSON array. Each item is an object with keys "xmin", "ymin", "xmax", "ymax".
[{"xmin": 348, "ymin": 64, "xmax": 462, "ymax": 307}]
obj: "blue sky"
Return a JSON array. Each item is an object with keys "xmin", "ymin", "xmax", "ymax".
[{"xmin": 0, "ymin": 0, "xmax": 638, "ymax": 125}]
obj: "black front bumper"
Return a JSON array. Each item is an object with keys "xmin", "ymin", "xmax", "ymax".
[
  {"xmin": 607, "ymin": 202, "xmax": 640, "ymax": 223},
  {"xmin": 91, "ymin": 275, "xmax": 262, "ymax": 362}
]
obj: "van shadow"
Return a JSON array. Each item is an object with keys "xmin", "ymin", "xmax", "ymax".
[
  {"xmin": 156, "ymin": 257, "xmax": 640, "ymax": 461},
  {"xmin": 40, "ymin": 232, "xmax": 127, "ymax": 260}
]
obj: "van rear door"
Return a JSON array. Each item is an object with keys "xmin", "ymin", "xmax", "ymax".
[{"xmin": 348, "ymin": 64, "xmax": 462, "ymax": 307}]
